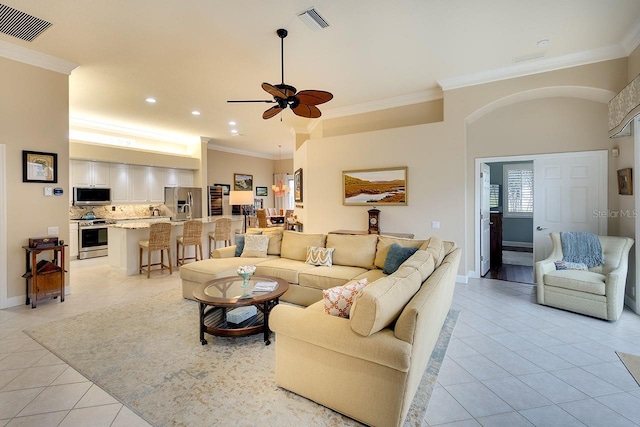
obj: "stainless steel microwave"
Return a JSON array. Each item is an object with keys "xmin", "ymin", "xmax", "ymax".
[{"xmin": 73, "ymin": 187, "xmax": 111, "ymax": 206}]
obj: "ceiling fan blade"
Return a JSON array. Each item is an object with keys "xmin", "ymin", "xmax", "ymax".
[
  {"xmin": 262, "ymin": 82, "xmax": 288, "ymax": 99},
  {"xmin": 292, "ymin": 104, "xmax": 321, "ymax": 119},
  {"xmin": 227, "ymin": 100, "xmax": 276, "ymax": 103},
  {"xmin": 263, "ymin": 106, "xmax": 283, "ymax": 119},
  {"xmin": 295, "ymin": 90, "xmax": 333, "ymax": 106}
]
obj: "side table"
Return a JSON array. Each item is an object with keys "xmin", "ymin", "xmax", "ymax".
[{"xmin": 22, "ymin": 244, "xmax": 67, "ymax": 308}]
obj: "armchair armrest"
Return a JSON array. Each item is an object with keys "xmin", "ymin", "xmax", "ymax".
[
  {"xmin": 212, "ymin": 245, "xmax": 236, "ymax": 258},
  {"xmin": 270, "ymin": 304, "xmax": 411, "ymax": 371}
]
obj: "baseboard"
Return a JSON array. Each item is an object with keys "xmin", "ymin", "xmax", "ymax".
[
  {"xmin": 625, "ymin": 294, "xmax": 638, "ymax": 313},
  {"xmin": 503, "ymin": 241, "xmax": 533, "ymax": 248},
  {"xmin": 4, "ymin": 287, "xmax": 71, "ymax": 309},
  {"xmin": 456, "ymin": 274, "xmax": 469, "ymax": 284}
]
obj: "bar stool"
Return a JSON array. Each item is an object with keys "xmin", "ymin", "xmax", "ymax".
[
  {"xmin": 176, "ymin": 220, "xmax": 203, "ymax": 266},
  {"xmin": 139, "ymin": 222, "xmax": 172, "ymax": 278},
  {"xmin": 208, "ymin": 217, "xmax": 232, "ymax": 257}
]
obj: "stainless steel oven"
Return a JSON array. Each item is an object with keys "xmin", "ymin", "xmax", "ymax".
[{"xmin": 78, "ymin": 219, "xmax": 115, "ymax": 259}]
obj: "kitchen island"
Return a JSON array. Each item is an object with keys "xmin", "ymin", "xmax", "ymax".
[{"xmin": 108, "ymin": 216, "xmax": 243, "ymax": 275}]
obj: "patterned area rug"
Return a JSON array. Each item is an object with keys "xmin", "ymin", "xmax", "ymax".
[
  {"xmin": 617, "ymin": 351, "xmax": 640, "ymax": 386},
  {"xmin": 25, "ymin": 288, "xmax": 458, "ymax": 427}
]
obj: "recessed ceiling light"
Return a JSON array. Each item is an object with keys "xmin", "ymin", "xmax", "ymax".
[
  {"xmin": 537, "ymin": 39, "xmax": 549, "ymax": 47},
  {"xmin": 191, "ymin": 110, "xmax": 201, "ymax": 116},
  {"xmin": 228, "ymin": 121, "xmax": 236, "ymax": 126},
  {"xmin": 231, "ymin": 129, "xmax": 238, "ymax": 134},
  {"xmin": 145, "ymin": 97, "xmax": 157, "ymax": 103}
]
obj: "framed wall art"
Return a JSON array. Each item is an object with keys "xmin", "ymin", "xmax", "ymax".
[
  {"xmin": 23, "ymin": 150, "xmax": 58, "ymax": 183},
  {"xmin": 343, "ymin": 166, "xmax": 407, "ymax": 206},
  {"xmin": 214, "ymin": 183, "xmax": 230, "ymax": 196},
  {"xmin": 233, "ymin": 173, "xmax": 253, "ymax": 191},
  {"xmin": 256, "ymin": 186, "xmax": 268, "ymax": 197},
  {"xmin": 294, "ymin": 168, "xmax": 303, "ymax": 202},
  {"xmin": 618, "ymin": 168, "xmax": 633, "ymax": 195}
]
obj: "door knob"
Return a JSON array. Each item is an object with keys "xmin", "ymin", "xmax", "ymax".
[{"xmin": 536, "ymin": 226, "xmax": 547, "ymax": 231}]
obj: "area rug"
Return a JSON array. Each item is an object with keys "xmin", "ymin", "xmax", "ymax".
[
  {"xmin": 25, "ymin": 288, "xmax": 458, "ymax": 427},
  {"xmin": 617, "ymin": 351, "xmax": 640, "ymax": 386}
]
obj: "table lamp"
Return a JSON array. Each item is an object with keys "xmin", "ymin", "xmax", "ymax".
[{"xmin": 229, "ymin": 190, "xmax": 254, "ymax": 233}]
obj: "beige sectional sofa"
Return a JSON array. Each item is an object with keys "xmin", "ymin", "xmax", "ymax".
[{"xmin": 180, "ymin": 227, "xmax": 460, "ymax": 426}]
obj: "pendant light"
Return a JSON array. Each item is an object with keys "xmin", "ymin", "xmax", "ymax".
[{"xmin": 272, "ymin": 145, "xmax": 289, "ymax": 197}]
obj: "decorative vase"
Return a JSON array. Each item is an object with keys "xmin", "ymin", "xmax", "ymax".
[{"xmin": 238, "ymin": 272, "xmax": 252, "ymax": 297}]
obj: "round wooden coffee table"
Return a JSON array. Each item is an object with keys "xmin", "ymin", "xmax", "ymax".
[{"xmin": 193, "ymin": 275, "xmax": 289, "ymax": 346}]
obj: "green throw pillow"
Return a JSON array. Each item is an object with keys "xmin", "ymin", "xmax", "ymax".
[{"xmin": 383, "ymin": 243, "xmax": 418, "ymax": 274}]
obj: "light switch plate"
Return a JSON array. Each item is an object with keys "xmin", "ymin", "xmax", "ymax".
[
  {"xmin": 44, "ymin": 187, "xmax": 53, "ymax": 196},
  {"xmin": 48, "ymin": 226, "xmax": 59, "ymax": 235},
  {"xmin": 431, "ymin": 221, "xmax": 440, "ymax": 229}
]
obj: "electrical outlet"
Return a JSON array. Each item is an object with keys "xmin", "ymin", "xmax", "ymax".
[
  {"xmin": 48, "ymin": 226, "xmax": 59, "ymax": 235},
  {"xmin": 112, "ymin": 206, "xmax": 116, "ymax": 211}
]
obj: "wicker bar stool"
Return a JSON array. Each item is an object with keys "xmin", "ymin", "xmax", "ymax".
[
  {"xmin": 256, "ymin": 209, "xmax": 269, "ymax": 228},
  {"xmin": 208, "ymin": 217, "xmax": 232, "ymax": 257},
  {"xmin": 176, "ymin": 220, "xmax": 203, "ymax": 266},
  {"xmin": 139, "ymin": 222, "xmax": 172, "ymax": 278}
]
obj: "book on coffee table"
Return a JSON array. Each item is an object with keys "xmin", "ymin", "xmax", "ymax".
[{"xmin": 252, "ymin": 281, "xmax": 278, "ymax": 292}]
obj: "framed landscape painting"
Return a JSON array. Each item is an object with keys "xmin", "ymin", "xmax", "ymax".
[
  {"xmin": 343, "ymin": 167, "xmax": 407, "ymax": 206},
  {"xmin": 233, "ymin": 173, "xmax": 253, "ymax": 191},
  {"xmin": 294, "ymin": 168, "xmax": 303, "ymax": 202},
  {"xmin": 256, "ymin": 186, "xmax": 268, "ymax": 196}
]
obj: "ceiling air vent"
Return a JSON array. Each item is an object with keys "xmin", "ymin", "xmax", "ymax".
[
  {"xmin": 0, "ymin": 3, "xmax": 52, "ymax": 42},
  {"xmin": 297, "ymin": 7, "xmax": 329, "ymax": 31}
]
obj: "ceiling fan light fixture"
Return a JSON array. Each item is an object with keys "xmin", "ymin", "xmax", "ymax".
[{"xmin": 297, "ymin": 7, "xmax": 329, "ymax": 31}]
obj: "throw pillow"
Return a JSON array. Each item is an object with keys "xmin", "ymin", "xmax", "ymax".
[
  {"xmin": 234, "ymin": 231, "xmax": 263, "ymax": 257},
  {"xmin": 306, "ymin": 246, "xmax": 335, "ymax": 267},
  {"xmin": 323, "ymin": 278, "xmax": 368, "ymax": 318},
  {"xmin": 383, "ymin": 243, "xmax": 419, "ymax": 274},
  {"xmin": 554, "ymin": 261, "xmax": 588, "ymax": 271},
  {"xmin": 241, "ymin": 234, "xmax": 270, "ymax": 258}
]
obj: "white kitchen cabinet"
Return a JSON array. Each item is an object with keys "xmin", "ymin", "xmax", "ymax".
[
  {"xmin": 71, "ymin": 160, "xmax": 110, "ymax": 188},
  {"xmin": 164, "ymin": 168, "xmax": 179, "ymax": 187},
  {"xmin": 69, "ymin": 222, "xmax": 79, "ymax": 258},
  {"xmin": 129, "ymin": 165, "xmax": 164, "ymax": 203},
  {"xmin": 109, "ymin": 164, "xmax": 129, "ymax": 203},
  {"xmin": 179, "ymin": 170, "xmax": 194, "ymax": 186}
]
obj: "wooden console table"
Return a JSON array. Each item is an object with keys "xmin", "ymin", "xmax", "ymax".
[
  {"xmin": 22, "ymin": 244, "xmax": 66, "ymax": 308},
  {"xmin": 329, "ymin": 230, "xmax": 414, "ymax": 239}
]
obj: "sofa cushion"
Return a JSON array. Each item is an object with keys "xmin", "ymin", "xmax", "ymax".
[
  {"xmin": 326, "ymin": 234, "xmax": 378, "ymax": 269},
  {"xmin": 420, "ymin": 237, "xmax": 446, "ymax": 267},
  {"xmin": 180, "ymin": 257, "xmax": 268, "ymax": 284},
  {"xmin": 323, "ymin": 278, "xmax": 369, "ymax": 318},
  {"xmin": 544, "ymin": 270, "xmax": 606, "ymax": 295},
  {"xmin": 383, "ymin": 244, "xmax": 419, "ymax": 275},
  {"xmin": 400, "ymin": 250, "xmax": 436, "ymax": 282},
  {"xmin": 349, "ymin": 266, "xmax": 422, "ymax": 337},
  {"xmin": 374, "ymin": 235, "xmax": 426, "ymax": 269},
  {"xmin": 306, "ymin": 246, "xmax": 334, "ymax": 267},
  {"xmin": 241, "ymin": 234, "xmax": 270, "ymax": 258},
  {"xmin": 299, "ymin": 265, "xmax": 369, "ymax": 291},
  {"xmin": 254, "ymin": 257, "xmax": 317, "ymax": 284},
  {"xmin": 281, "ymin": 231, "xmax": 326, "ymax": 261}
]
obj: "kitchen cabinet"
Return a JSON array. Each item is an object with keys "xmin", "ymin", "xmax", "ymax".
[
  {"xmin": 71, "ymin": 160, "xmax": 110, "ymax": 188},
  {"xmin": 129, "ymin": 165, "xmax": 164, "ymax": 203},
  {"xmin": 179, "ymin": 170, "xmax": 193, "ymax": 187},
  {"xmin": 165, "ymin": 168, "xmax": 194, "ymax": 188},
  {"xmin": 69, "ymin": 222, "xmax": 79, "ymax": 258},
  {"xmin": 109, "ymin": 164, "xmax": 129, "ymax": 203}
]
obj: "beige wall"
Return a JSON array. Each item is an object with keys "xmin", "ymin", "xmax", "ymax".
[
  {"xmin": 300, "ymin": 58, "xmax": 629, "ymax": 278},
  {"xmin": 206, "ymin": 149, "xmax": 292, "ymax": 213},
  {"xmin": 1, "ymin": 57, "xmax": 70, "ymax": 304}
]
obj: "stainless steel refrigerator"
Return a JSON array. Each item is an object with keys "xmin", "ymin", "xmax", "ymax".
[{"xmin": 164, "ymin": 187, "xmax": 202, "ymax": 220}]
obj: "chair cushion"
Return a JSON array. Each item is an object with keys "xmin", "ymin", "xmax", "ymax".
[{"xmin": 544, "ymin": 270, "xmax": 606, "ymax": 295}]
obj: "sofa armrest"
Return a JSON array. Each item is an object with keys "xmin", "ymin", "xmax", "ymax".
[
  {"xmin": 212, "ymin": 245, "xmax": 237, "ymax": 258},
  {"xmin": 270, "ymin": 304, "xmax": 411, "ymax": 371}
]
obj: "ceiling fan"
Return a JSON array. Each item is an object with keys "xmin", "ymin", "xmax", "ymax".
[{"xmin": 227, "ymin": 28, "xmax": 333, "ymax": 119}]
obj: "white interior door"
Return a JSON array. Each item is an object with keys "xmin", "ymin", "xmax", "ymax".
[
  {"xmin": 480, "ymin": 163, "xmax": 491, "ymax": 276},
  {"xmin": 533, "ymin": 151, "xmax": 607, "ymax": 263}
]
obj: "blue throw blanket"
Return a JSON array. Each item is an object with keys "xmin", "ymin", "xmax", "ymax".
[{"xmin": 560, "ymin": 231, "xmax": 604, "ymax": 268}]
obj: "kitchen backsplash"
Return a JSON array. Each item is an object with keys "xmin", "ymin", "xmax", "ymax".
[{"xmin": 70, "ymin": 204, "xmax": 166, "ymax": 220}]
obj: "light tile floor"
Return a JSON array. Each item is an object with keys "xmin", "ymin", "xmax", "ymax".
[{"xmin": 2, "ymin": 259, "xmax": 640, "ymax": 426}]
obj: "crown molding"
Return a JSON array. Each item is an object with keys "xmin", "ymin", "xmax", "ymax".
[
  {"xmin": 206, "ymin": 142, "xmax": 279, "ymax": 160},
  {"xmin": 621, "ymin": 16, "xmax": 640, "ymax": 55},
  {"xmin": 438, "ymin": 44, "xmax": 627, "ymax": 91},
  {"xmin": 0, "ymin": 40, "xmax": 77, "ymax": 75}
]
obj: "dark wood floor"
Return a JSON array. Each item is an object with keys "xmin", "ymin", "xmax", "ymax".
[{"xmin": 492, "ymin": 263, "xmax": 534, "ymax": 284}]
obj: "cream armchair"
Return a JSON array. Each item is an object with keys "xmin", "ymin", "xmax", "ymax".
[{"xmin": 536, "ymin": 232, "xmax": 634, "ymax": 321}]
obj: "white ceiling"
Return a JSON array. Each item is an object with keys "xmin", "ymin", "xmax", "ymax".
[{"xmin": 2, "ymin": 1, "xmax": 640, "ymax": 159}]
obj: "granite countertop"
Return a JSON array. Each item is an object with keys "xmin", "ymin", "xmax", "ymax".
[{"xmin": 109, "ymin": 216, "xmax": 243, "ymax": 229}]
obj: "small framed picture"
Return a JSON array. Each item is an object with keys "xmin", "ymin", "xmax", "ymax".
[
  {"xmin": 234, "ymin": 173, "xmax": 253, "ymax": 191},
  {"xmin": 294, "ymin": 168, "xmax": 303, "ymax": 202},
  {"xmin": 618, "ymin": 168, "xmax": 633, "ymax": 195},
  {"xmin": 256, "ymin": 186, "xmax": 268, "ymax": 197},
  {"xmin": 23, "ymin": 150, "xmax": 58, "ymax": 183},
  {"xmin": 214, "ymin": 183, "xmax": 230, "ymax": 196}
]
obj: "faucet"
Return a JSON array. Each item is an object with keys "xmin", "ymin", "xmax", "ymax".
[{"xmin": 182, "ymin": 204, "xmax": 192, "ymax": 219}]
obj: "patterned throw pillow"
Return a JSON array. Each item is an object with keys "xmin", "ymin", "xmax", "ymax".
[
  {"xmin": 235, "ymin": 231, "xmax": 262, "ymax": 257},
  {"xmin": 554, "ymin": 261, "xmax": 588, "ymax": 271},
  {"xmin": 383, "ymin": 243, "xmax": 419, "ymax": 274},
  {"xmin": 305, "ymin": 246, "xmax": 335, "ymax": 267},
  {"xmin": 241, "ymin": 234, "xmax": 270, "ymax": 258},
  {"xmin": 323, "ymin": 278, "xmax": 368, "ymax": 318}
]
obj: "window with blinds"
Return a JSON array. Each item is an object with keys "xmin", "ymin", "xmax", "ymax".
[
  {"xmin": 503, "ymin": 163, "xmax": 533, "ymax": 217},
  {"xmin": 489, "ymin": 184, "xmax": 500, "ymax": 209}
]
